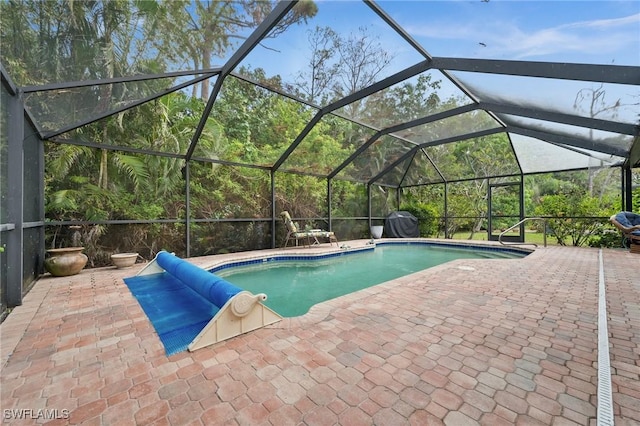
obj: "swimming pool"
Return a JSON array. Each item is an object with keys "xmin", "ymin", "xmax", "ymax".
[{"xmin": 215, "ymin": 242, "xmax": 527, "ymax": 317}]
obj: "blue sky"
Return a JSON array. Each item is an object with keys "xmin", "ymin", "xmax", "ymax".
[
  {"xmin": 232, "ymin": 1, "xmax": 639, "ymax": 124},
  {"xmin": 386, "ymin": 0, "xmax": 640, "ymax": 64},
  {"xmin": 239, "ymin": 1, "xmax": 639, "ymax": 75}
]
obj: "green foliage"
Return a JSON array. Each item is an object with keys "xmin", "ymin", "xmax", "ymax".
[
  {"xmin": 534, "ymin": 194, "xmax": 612, "ymax": 246},
  {"xmin": 400, "ymin": 203, "xmax": 439, "ymax": 237},
  {"xmin": 587, "ymin": 228, "xmax": 623, "ymax": 248},
  {"xmin": 276, "ymin": 174, "xmax": 328, "ymax": 220},
  {"xmin": 331, "ymin": 181, "xmax": 367, "ymax": 218},
  {"xmin": 525, "ymin": 168, "xmax": 622, "ymax": 247},
  {"xmin": 4, "ymin": 0, "xmax": 636, "ymax": 266},
  {"xmin": 401, "ymin": 186, "xmax": 444, "ymax": 237}
]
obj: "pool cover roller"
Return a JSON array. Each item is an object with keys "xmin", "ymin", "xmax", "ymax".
[
  {"xmin": 130, "ymin": 251, "xmax": 282, "ymax": 352},
  {"xmin": 155, "ymin": 251, "xmax": 241, "ymax": 308}
]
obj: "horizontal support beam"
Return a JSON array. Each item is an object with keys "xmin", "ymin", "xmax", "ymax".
[
  {"xmin": 481, "ymin": 102, "xmax": 638, "ymax": 136},
  {"xmin": 22, "ymin": 69, "xmax": 220, "ymax": 93},
  {"xmin": 431, "ymin": 57, "xmax": 640, "ymax": 85},
  {"xmin": 507, "ymin": 126, "xmax": 630, "ymax": 157}
]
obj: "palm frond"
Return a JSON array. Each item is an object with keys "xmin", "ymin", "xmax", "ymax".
[{"xmin": 112, "ymin": 153, "xmax": 150, "ymax": 191}]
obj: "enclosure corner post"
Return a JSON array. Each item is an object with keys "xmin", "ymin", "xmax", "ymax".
[
  {"xmin": 184, "ymin": 162, "xmax": 190, "ymax": 258},
  {"xmin": 444, "ymin": 182, "xmax": 449, "ymax": 239},
  {"xmin": 367, "ymin": 184, "xmax": 372, "ymax": 229},
  {"xmin": 5, "ymin": 87, "xmax": 24, "ymax": 307},
  {"xmin": 327, "ymin": 178, "xmax": 332, "ymax": 231},
  {"xmin": 271, "ymin": 170, "xmax": 276, "ymax": 249}
]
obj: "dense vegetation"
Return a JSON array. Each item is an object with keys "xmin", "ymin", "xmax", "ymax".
[{"xmin": 2, "ymin": 0, "xmax": 637, "ymax": 265}]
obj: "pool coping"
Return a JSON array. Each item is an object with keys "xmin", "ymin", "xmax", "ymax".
[
  {"xmin": 204, "ymin": 238, "xmax": 533, "ymax": 275},
  {"xmin": 266, "ymin": 239, "xmax": 537, "ymax": 329}
]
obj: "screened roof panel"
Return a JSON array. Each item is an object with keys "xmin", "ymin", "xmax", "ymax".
[
  {"xmin": 279, "ymin": 115, "xmax": 377, "ymax": 175},
  {"xmin": 380, "ymin": 1, "xmax": 640, "ymax": 66},
  {"xmin": 511, "ymin": 134, "xmax": 622, "ymax": 174},
  {"xmin": 375, "ymin": 155, "xmax": 414, "ymax": 187},
  {"xmin": 451, "ymin": 71, "xmax": 640, "ymax": 125},
  {"xmin": 400, "ymin": 150, "xmax": 444, "ymax": 186},
  {"xmin": 337, "ymin": 134, "xmax": 416, "ymax": 182},
  {"xmin": 333, "ymin": 70, "xmax": 475, "ymax": 129},
  {"xmin": 194, "ymin": 75, "xmax": 317, "ymax": 167},
  {"xmin": 422, "ymin": 133, "xmax": 519, "ymax": 181},
  {"xmin": 234, "ymin": 1, "xmax": 427, "ymax": 106},
  {"xmin": 391, "ymin": 109, "xmax": 502, "ymax": 146},
  {"xmin": 24, "ymin": 76, "xmax": 204, "ymax": 136},
  {"xmin": 55, "ymin": 92, "xmax": 199, "ymax": 156},
  {"xmin": 500, "ymin": 114, "xmax": 634, "ymax": 155},
  {"xmin": 560, "ymin": 146, "xmax": 626, "ymax": 165}
]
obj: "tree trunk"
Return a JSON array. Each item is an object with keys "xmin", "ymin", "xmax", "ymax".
[
  {"xmin": 201, "ymin": 45, "xmax": 212, "ymax": 100},
  {"xmin": 98, "ymin": 148, "xmax": 108, "ymax": 189}
]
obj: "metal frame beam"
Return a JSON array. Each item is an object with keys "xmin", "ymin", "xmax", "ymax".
[
  {"xmin": 628, "ymin": 136, "xmax": 640, "ymax": 167},
  {"xmin": 507, "ymin": 125, "xmax": 630, "ymax": 157},
  {"xmin": 273, "ymin": 112, "xmax": 324, "ymax": 170},
  {"xmin": 481, "ymin": 102, "xmax": 638, "ymax": 136},
  {"xmin": 365, "ymin": 0, "xmax": 432, "ymax": 60},
  {"xmin": 385, "ymin": 104, "xmax": 480, "ymax": 135},
  {"xmin": 327, "ymin": 60, "xmax": 433, "ymax": 112},
  {"xmin": 185, "ymin": 1, "xmax": 296, "ymax": 161},
  {"xmin": 368, "ymin": 128, "xmax": 505, "ymax": 185},
  {"xmin": 21, "ymin": 69, "xmax": 221, "ymax": 93},
  {"xmin": 431, "ymin": 57, "xmax": 640, "ymax": 85},
  {"xmin": 43, "ymin": 73, "xmax": 215, "ymax": 139},
  {"xmin": 5, "ymin": 87, "xmax": 24, "ymax": 306},
  {"xmin": 1, "ymin": 62, "xmax": 18, "ymax": 95}
]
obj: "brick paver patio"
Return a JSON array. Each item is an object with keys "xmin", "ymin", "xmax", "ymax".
[{"xmin": 1, "ymin": 241, "xmax": 638, "ymax": 425}]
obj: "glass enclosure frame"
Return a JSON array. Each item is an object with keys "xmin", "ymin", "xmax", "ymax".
[{"xmin": 1, "ymin": 0, "xmax": 638, "ymax": 312}]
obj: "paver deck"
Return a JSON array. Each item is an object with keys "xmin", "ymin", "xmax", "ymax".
[{"xmin": 1, "ymin": 240, "xmax": 638, "ymax": 425}]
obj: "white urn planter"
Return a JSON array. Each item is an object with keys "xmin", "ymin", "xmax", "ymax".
[
  {"xmin": 111, "ymin": 253, "xmax": 139, "ymax": 269},
  {"xmin": 370, "ymin": 225, "xmax": 384, "ymax": 239}
]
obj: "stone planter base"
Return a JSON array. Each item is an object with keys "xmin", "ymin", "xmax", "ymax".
[{"xmin": 111, "ymin": 253, "xmax": 139, "ymax": 268}]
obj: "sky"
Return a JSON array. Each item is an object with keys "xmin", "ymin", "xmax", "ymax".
[
  {"xmin": 232, "ymin": 0, "xmax": 639, "ymax": 124},
  {"xmin": 239, "ymin": 0, "xmax": 640, "ymax": 77},
  {"xmin": 382, "ymin": 0, "xmax": 640, "ymax": 65}
]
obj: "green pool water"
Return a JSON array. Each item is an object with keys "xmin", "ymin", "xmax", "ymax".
[{"xmin": 217, "ymin": 244, "xmax": 525, "ymax": 317}]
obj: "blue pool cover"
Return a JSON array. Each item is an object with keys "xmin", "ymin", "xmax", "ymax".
[
  {"xmin": 124, "ymin": 252, "xmax": 242, "ymax": 355},
  {"xmin": 155, "ymin": 251, "xmax": 241, "ymax": 308}
]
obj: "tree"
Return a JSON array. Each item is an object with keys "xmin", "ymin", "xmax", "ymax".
[
  {"xmin": 535, "ymin": 193, "xmax": 606, "ymax": 246},
  {"xmin": 334, "ymin": 26, "xmax": 394, "ymax": 117},
  {"xmin": 573, "ymin": 84, "xmax": 640, "ymax": 196},
  {"xmin": 292, "ymin": 25, "xmax": 394, "ymax": 113},
  {"xmin": 291, "ymin": 26, "xmax": 339, "ymax": 104},
  {"xmin": 529, "ymin": 169, "xmax": 620, "ymax": 246},
  {"xmin": 154, "ymin": 0, "xmax": 317, "ymax": 100}
]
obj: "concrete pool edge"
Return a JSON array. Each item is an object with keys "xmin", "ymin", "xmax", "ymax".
[
  {"xmin": 196, "ymin": 239, "xmax": 534, "ymax": 325},
  {"xmin": 268, "ymin": 247, "xmax": 543, "ymax": 330},
  {"xmin": 202, "ymin": 238, "xmax": 533, "ymax": 276}
]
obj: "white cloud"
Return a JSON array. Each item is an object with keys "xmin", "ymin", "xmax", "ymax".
[
  {"xmin": 405, "ymin": 12, "xmax": 640, "ymax": 62},
  {"xmin": 507, "ymin": 13, "xmax": 640, "ymax": 59},
  {"xmin": 560, "ymin": 12, "xmax": 640, "ymax": 30}
]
